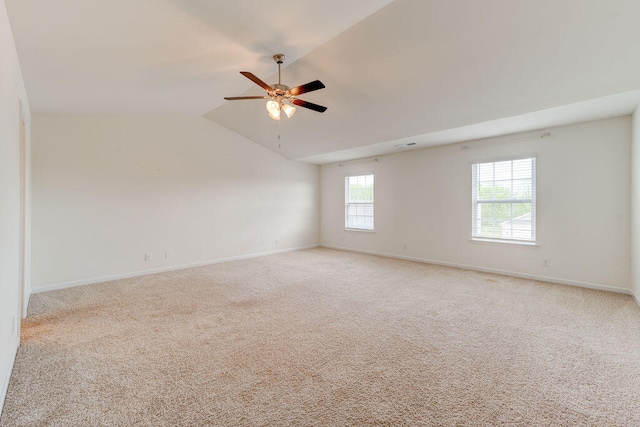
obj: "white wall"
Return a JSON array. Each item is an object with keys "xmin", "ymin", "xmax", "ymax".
[
  {"xmin": 321, "ymin": 117, "xmax": 631, "ymax": 292},
  {"xmin": 0, "ymin": 0, "xmax": 31, "ymax": 412},
  {"xmin": 631, "ymin": 107, "xmax": 640, "ymax": 302},
  {"xmin": 31, "ymin": 114, "xmax": 319, "ymax": 291}
]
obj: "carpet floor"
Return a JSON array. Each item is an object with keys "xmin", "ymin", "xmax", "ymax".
[{"xmin": 1, "ymin": 248, "xmax": 640, "ymax": 426}]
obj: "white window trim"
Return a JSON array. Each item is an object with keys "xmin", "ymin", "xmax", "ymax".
[
  {"xmin": 471, "ymin": 156, "xmax": 537, "ymax": 244},
  {"xmin": 345, "ymin": 173, "xmax": 375, "ymax": 232},
  {"xmin": 470, "ymin": 238, "xmax": 539, "ymax": 247}
]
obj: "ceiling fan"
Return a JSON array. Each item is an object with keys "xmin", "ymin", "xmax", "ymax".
[{"xmin": 224, "ymin": 54, "xmax": 327, "ymax": 120}]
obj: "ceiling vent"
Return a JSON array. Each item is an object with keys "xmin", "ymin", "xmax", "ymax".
[{"xmin": 394, "ymin": 142, "xmax": 417, "ymax": 150}]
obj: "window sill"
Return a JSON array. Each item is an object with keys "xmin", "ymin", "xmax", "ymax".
[
  {"xmin": 345, "ymin": 228, "xmax": 375, "ymax": 233},
  {"xmin": 470, "ymin": 238, "xmax": 539, "ymax": 247}
]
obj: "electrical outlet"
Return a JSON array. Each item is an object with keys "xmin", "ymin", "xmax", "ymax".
[
  {"xmin": 145, "ymin": 253, "xmax": 152, "ymax": 262},
  {"xmin": 11, "ymin": 316, "xmax": 15, "ymax": 335},
  {"xmin": 542, "ymin": 259, "xmax": 551, "ymax": 268},
  {"xmin": 403, "ymin": 243, "xmax": 407, "ymax": 250},
  {"xmin": 165, "ymin": 251, "xmax": 171, "ymax": 259},
  {"xmin": 275, "ymin": 239, "xmax": 279, "ymax": 245}
]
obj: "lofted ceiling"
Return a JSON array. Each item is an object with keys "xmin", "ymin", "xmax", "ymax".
[{"xmin": 6, "ymin": 0, "xmax": 640, "ymax": 164}]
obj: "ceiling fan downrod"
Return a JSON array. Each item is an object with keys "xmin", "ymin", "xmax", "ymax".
[{"xmin": 273, "ymin": 54, "xmax": 285, "ymax": 85}]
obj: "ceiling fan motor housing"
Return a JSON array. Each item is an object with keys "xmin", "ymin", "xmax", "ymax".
[{"xmin": 271, "ymin": 83, "xmax": 290, "ymax": 97}]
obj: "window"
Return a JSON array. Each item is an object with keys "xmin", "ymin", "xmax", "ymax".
[
  {"xmin": 345, "ymin": 174, "xmax": 374, "ymax": 230},
  {"xmin": 472, "ymin": 157, "xmax": 536, "ymax": 243}
]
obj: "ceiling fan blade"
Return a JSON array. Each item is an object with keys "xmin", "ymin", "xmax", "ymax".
[
  {"xmin": 224, "ymin": 96, "xmax": 268, "ymax": 100},
  {"xmin": 291, "ymin": 98, "xmax": 327, "ymax": 113},
  {"xmin": 288, "ymin": 80, "xmax": 325, "ymax": 96},
  {"xmin": 239, "ymin": 71, "xmax": 272, "ymax": 92}
]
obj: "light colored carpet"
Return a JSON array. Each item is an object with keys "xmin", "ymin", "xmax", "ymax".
[{"xmin": 2, "ymin": 248, "xmax": 640, "ymax": 426}]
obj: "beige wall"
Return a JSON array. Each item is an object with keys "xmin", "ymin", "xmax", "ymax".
[
  {"xmin": 0, "ymin": 0, "xmax": 31, "ymax": 412},
  {"xmin": 631, "ymin": 107, "xmax": 640, "ymax": 302},
  {"xmin": 31, "ymin": 114, "xmax": 320, "ymax": 291},
  {"xmin": 321, "ymin": 117, "xmax": 631, "ymax": 292}
]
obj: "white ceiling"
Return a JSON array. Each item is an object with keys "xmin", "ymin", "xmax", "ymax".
[
  {"xmin": 5, "ymin": 0, "xmax": 392, "ymax": 113},
  {"xmin": 7, "ymin": 0, "xmax": 640, "ymax": 164}
]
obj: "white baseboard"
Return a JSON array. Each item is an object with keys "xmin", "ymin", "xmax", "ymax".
[
  {"xmin": 29, "ymin": 243, "xmax": 640, "ymax": 302},
  {"xmin": 320, "ymin": 244, "xmax": 632, "ymax": 295},
  {"xmin": 0, "ymin": 337, "xmax": 19, "ymax": 417},
  {"xmin": 632, "ymin": 290, "xmax": 640, "ymax": 308},
  {"xmin": 32, "ymin": 244, "xmax": 320, "ymax": 294}
]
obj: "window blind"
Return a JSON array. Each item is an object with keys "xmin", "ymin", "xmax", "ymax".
[
  {"xmin": 472, "ymin": 157, "xmax": 536, "ymax": 243},
  {"xmin": 345, "ymin": 174, "xmax": 374, "ymax": 230}
]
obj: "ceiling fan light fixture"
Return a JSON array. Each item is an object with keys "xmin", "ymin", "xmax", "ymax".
[
  {"xmin": 266, "ymin": 100, "xmax": 281, "ymax": 120},
  {"xmin": 282, "ymin": 103, "xmax": 296, "ymax": 118},
  {"xmin": 266, "ymin": 100, "xmax": 280, "ymax": 115},
  {"xmin": 268, "ymin": 110, "xmax": 281, "ymax": 120}
]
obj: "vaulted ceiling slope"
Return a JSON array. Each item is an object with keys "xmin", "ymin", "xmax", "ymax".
[
  {"xmin": 5, "ymin": 0, "xmax": 392, "ymax": 114},
  {"xmin": 7, "ymin": 0, "xmax": 640, "ymax": 164}
]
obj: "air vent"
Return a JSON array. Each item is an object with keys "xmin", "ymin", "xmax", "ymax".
[{"xmin": 394, "ymin": 142, "xmax": 417, "ymax": 150}]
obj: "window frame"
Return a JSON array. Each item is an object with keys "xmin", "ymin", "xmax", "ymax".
[
  {"xmin": 471, "ymin": 156, "xmax": 537, "ymax": 244},
  {"xmin": 344, "ymin": 173, "xmax": 375, "ymax": 232}
]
